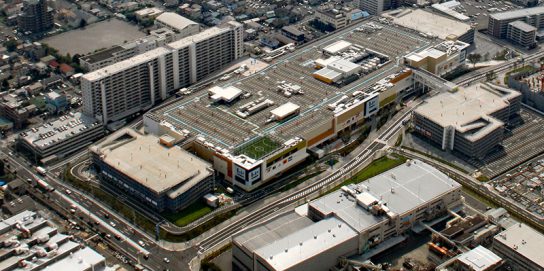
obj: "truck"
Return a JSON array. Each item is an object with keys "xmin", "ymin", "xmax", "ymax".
[{"xmin": 35, "ymin": 166, "xmax": 47, "ymax": 176}]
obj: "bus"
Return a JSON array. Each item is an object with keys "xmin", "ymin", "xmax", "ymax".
[{"xmin": 35, "ymin": 166, "xmax": 47, "ymax": 176}]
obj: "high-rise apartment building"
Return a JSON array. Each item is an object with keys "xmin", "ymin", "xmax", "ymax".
[
  {"xmin": 360, "ymin": 0, "xmax": 384, "ymax": 15},
  {"xmin": 17, "ymin": 0, "xmax": 54, "ymax": 33},
  {"xmin": 81, "ymin": 21, "xmax": 243, "ymax": 123},
  {"xmin": 488, "ymin": 6, "xmax": 544, "ymax": 38}
]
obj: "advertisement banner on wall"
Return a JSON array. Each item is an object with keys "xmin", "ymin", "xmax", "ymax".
[
  {"xmin": 235, "ymin": 165, "xmax": 246, "ymax": 181},
  {"xmin": 459, "ymin": 49, "xmax": 467, "ymax": 62},
  {"xmin": 248, "ymin": 167, "xmax": 261, "ymax": 183},
  {"xmin": 364, "ymin": 95, "xmax": 379, "ymax": 117}
]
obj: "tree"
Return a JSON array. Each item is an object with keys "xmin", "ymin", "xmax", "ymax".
[
  {"xmin": 79, "ymin": 18, "xmax": 87, "ymax": 28},
  {"xmin": 140, "ymin": 19, "xmax": 154, "ymax": 28},
  {"xmin": 3, "ymin": 40, "xmax": 17, "ymax": 52},
  {"xmin": 1, "ymin": 80, "xmax": 8, "ymax": 91},
  {"xmin": 72, "ymin": 54, "xmax": 81, "ymax": 65},
  {"xmin": 467, "ymin": 53, "xmax": 481, "ymax": 67},
  {"xmin": 0, "ymin": 160, "xmax": 5, "ymax": 177}
]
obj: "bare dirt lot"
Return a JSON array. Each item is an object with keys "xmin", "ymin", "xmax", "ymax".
[{"xmin": 40, "ymin": 18, "xmax": 146, "ymax": 55}]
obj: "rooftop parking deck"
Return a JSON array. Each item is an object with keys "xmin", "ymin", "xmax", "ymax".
[{"xmin": 147, "ymin": 20, "xmax": 435, "ymax": 151}]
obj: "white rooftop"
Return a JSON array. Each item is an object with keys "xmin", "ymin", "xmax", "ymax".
[
  {"xmin": 254, "ymin": 217, "xmax": 357, "ymax": 271},
  {"xmin": 490, "ymin": 6, "xmax": 544, "ymax": 21},
  {"xmin": 90, "ymin": 128, "xmax": 212, "ymax": 198},
  {"xmin": 494, "ymin": 223, "xmax": 544, "ymax": 268},
  {"xmin": 155, "ymin": 12, "xmax": 197, "ymax": 31},
  {"xmin": 323, "ymin": 40, "xmax": 352, "ymax": 55},
  {"xmin": 309, "ymin": 160, "xmax": 461, "ymax": 232},
  {"xmin": 432, "ymin": 1, "xmax": 470, "ymax": 21},
  {"xmin": 270, "ymin": 102, "xmax": 300, "ymax": 119},
  {"xmin": 457, "ymin": 246, "xmax": 502, "ymax": 271},
  {"xmin": 508, "ymin": 20, "xmax": 537, "ymax": 32},
  {"xmin": 414, "ymin": 83, "xmax": 520, "ymax": 141},
  {"xmin": 82, "ymin": 47, "xmax": 171, "ymax": 81},
  {"xmin": 313, "ymin": 68, "xmax": 342, "ymax": 81},
  {"xmin": 208, "ymin": 86, "xmax": 243, "ymax": 103},
  {"xmin": 406, "ymin": 40, "xmax": 469, "ymax": 62},
  {"xmin": 135, "ymin": 7, "xmax": 164, "ymax": 17},
  {"xmin": 167, "ymin": 24, "xmax": 230, "ymax": 50},
  {"xmin": 387, "ymin": 9, "xmax": 472, "ymax": 40},
  {"xmin": 42, "ymin": 247, "xmax": 109, "ymax": 271},
  {"xmin": 328, "ymin": 58, "xmax": 361, "ymax": 73}
]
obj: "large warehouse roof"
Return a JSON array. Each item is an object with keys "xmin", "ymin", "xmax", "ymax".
[
  {"xmin": 155, "ymin": 12, "xmax": 198, "ymax": 31},
  {"xmin": 233, "ymin": 212, "xmax": 314, "ymax": 254},
  {"xmin": 90, "ymin": 128, "xmax": 212, "ymax": 197},
  {"xmin": 309, "ymin": 159, "xmax": 460, "ymax": 232},
  {"xmin": 387, "ymin": 9, "xmax": 472, "ymax": 40},
  {"xmin": 254, "ymin": 217, "xmax": 357, "ymax": 271}
]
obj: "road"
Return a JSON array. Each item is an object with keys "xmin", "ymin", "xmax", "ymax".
[
  {"xmin": 2, "ymin": 151, "xmax": 193, "ymax": 271},
  {"xmin": 454, "ymin": 50, "xmax": 544, "ymax": 85},
  {"xmin": 5, "ymin": 24, "xmax": 544, "ymax": 271}
]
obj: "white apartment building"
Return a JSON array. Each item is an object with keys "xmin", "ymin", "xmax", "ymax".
[
  {"xmin": 360, "ymin": 0, "xmax": 384, "ymax": 15},
  {"xmin": 80, "ymin": 28, "xmax": 178, "ymax": 72},
  {"xmin": 81, "ymin": 21, "xmax": 243, "ymax": 123}
]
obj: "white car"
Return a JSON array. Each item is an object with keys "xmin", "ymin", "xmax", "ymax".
[
  {"xmin": 65, "ymin": 189, "xmax": 72, "ymax": 195},
  {"xmin": 138, "ymin": 240, "xmax": 145, "ymax": 247},
  {"xmin": 163, "ymin": 258, "xmax": 170, "ymax": 263},
  {"xmin": 109, "ymin": 221, "xmax": 116, "ymax": 227}
]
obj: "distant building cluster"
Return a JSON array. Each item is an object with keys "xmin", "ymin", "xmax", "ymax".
[{"xmin": 0, "ymin": 210, "xmax": 113, "ymax": 271}]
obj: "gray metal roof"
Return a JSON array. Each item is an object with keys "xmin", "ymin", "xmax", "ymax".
[
  {"xmin": 21, "ymin": 112, "xmax": 101, "ymax": 150},
  {"xmin": 233, "ymin": 212, "xmax": 313, "ymax": 253},
  {"xmin": 309, "ymin": 160, "xmax": 461, "ymax": 232},
  {"xmin": 254, "ymin": 217, "xmax": 357, "ymax": 271},
  {"xmin": 490, "ymin": 6, "xmax": 544, "ymax": 21},
  {"xmin": 508, "ymin": 20, "xmax": 537, "ymax": 32}
]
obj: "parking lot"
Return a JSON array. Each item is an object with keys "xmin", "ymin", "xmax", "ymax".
[
  {"xmin": 153, "ymin": 19, "xmax": 433, "ymax": 151},
  {"xmin": 469, "ymin": 108, "xmax": 544, "ymax": 178},
  {"xmin": 40, "ymin": 18, "xmax": 146, "ymax": 55},
  {"xmin": 453, "ymin": 0, "xmax": 524, "ymax": 30}
]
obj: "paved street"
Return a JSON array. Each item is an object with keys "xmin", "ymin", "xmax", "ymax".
[{"xmin": 1, "ymin": 150, "xmax": 196, "ymax": 271}]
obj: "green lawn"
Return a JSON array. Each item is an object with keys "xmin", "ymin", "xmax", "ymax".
[
  {"xmin": 504, "ymin": 65, "xmax": 536, "ymax": 84},
  {"xmin": 335, "ymin": 154, "xmax": 407, "ymax": 189},
  {"xmin": 162, "ymin": 201, "xmax": 213, "ymax": 227},
  {"xmin": 236, "ymin": 136, "xmax": 280, "ymax": 160}
]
